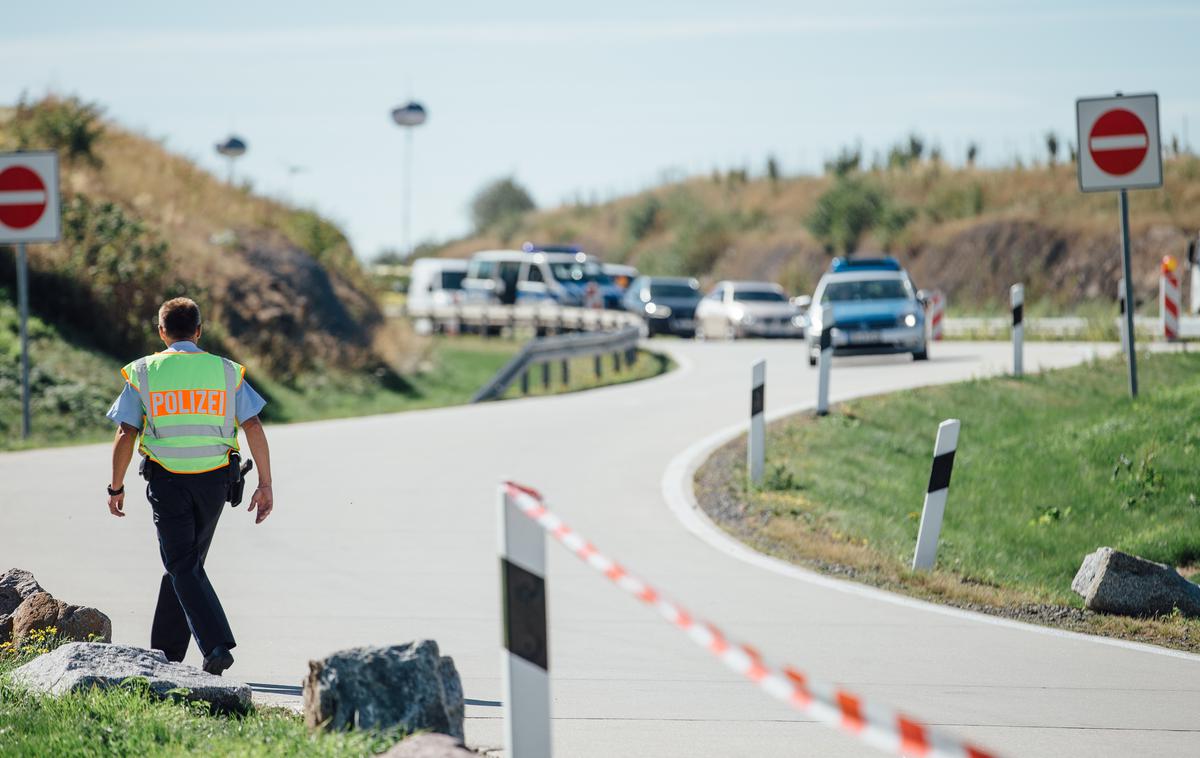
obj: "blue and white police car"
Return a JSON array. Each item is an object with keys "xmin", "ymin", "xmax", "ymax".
[{"xmin": 805, "ymin": 257, "xmax": 928, "ymax": 365}]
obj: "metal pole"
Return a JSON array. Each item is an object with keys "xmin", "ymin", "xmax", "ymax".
[
  {"xmin": 1119, "ymin": 190, "xmax": 1139, "ymax": 398},
  {"xmin": 403, "ymin": 127, "xmax": 414, "ymax": 257},
  {"xmin": 17, "ymin": 242, "xmax": 31, "ymax": 439},
  {"xmin": 816, "ymin": 305, "xmax": 833, "ymax": 416}
]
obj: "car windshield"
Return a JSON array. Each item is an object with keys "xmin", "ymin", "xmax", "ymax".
[
  {"xmin": 440, "ymin": 271, "xmax": 466, "ymax": 290},
  {"xmin": 822, "ymin": 278, "xmax": 912, "ymax": 302},
  {"xmin": 732, "ymin": 289, "xmax": 786, "ymax": 302},
  {"xmin": 650, "ymin": 283, "xmax": 699, "ymax": 299},
  {"xmin": 551, "ymin": 262, "xmax": 610, "ymax": 285}
]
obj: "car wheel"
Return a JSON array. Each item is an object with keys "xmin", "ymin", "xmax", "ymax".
[
  {"xmin": 913, "ymin": 348, "xmax": 929, "ymax": 361},
  {"xmin": 808, "ymin": 351, "xmax": 818, "ymax": 367}
]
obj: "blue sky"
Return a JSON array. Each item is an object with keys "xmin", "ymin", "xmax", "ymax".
[{"xmin": 3, "ymin": 1, "xmax": 1197, "ymax": 258}]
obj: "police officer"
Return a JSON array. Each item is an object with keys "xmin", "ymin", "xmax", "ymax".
[{"xmin": 104, "ymin": 297, "xmax": 275, "ymax": 675}]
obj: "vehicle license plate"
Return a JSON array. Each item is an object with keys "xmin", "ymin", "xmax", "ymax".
[{"xmin": 848, "ymin": 330, "xmax": 881, "ymax": 344}]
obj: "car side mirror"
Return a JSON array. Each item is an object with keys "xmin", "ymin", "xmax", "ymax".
[
  {"xmin": 790, "ymin": 295, "xmax": 812, "ymax": 312},
  {"xmin": 916, "ymin": 289, "xmax": 929, "ymax": 306}
]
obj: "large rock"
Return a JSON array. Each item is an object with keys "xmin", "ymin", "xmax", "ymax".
[
  {"xmin": 9, "ymin": 642, "xmax": 251, "ymax": 712},
  {"xmin": 0, "ymin": 568, "xmax": 46, "ymax": 643},
  {"xmin": 1072, "ymin": 547, "xmax": 1200, "ymax": 617},
  {"xmin": 303, "ymin": 640, "xmax": 464, "ymax": 739},
  {"xmin": 11, "ymin": 592, "xmax": 112, "ymax": 644},
  {"xmin": 377, "ymin": 733, "xmax": 476, "ymax": 758}
]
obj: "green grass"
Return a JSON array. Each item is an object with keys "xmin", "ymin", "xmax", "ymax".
[
  {"xmin": 745, "ymin": 352, "xmax": 1200, "ymax": 602},
  {"xmin": 0, "ymin": 647, "xmax": 399, "ymax": 757}
]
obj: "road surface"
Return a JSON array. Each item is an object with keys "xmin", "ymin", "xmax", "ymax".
[{"xmin": 4, "ymin": 340, "xmax": 1198, "ymax": 757}]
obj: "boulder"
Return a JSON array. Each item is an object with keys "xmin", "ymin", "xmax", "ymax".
[
  {"xmin": 9, "ymin": 642, "xmax": 251, "ymax": 712},
  {"xmin": 11, "ymin": 592, "xmax": 112, "ymax": 644},
  {"xmin": 303, "ymin": 640, "xmax": 464, "ymax": 739},
  {"xmin": 377, "ymin": 733, "xmax": 477, "ymax": 758},
  {"xmin": 1072, "ymin": 547, "xmax": 1200, "ymax": 617},
  {"xmin": 0, "ymin": 568, "xmax": 46, "ymax": 643}
]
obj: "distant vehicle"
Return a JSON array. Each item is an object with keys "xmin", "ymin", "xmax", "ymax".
[
  {"xmin": 694, "ymin": 281, "xmax": 805, "ymax": 340},
  {"xmin": 622, "ymin": 276, "xmax": 702, "ymax": 337},
  {"xmin": 804, "ymin": 256, "xmax": 927, "ymax": 365},
  {"xmin": 406, "ymin": 258, "xmax": 467, "ymax": 334},
  {"xmin": 462, "ymin": 246, "xmax": 624, "ymax": 308},
  {"xmin": 603, "ymin": 263, "xmax": 639, "ymax": 292}
]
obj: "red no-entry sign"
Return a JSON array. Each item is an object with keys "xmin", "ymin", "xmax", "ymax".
[
  {"xmin": 1076, "ymin": 94, "xmax": 1161, "ymax": 192},
  {"xmin": 0, "ymin": 151, "xmax": 61, "ymax": 243}
]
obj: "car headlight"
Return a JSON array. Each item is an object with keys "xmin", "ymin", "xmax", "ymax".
[
  {"xmin": 645, "ymin": 303, "xmax": 671, "ymax": 318},
  {"xmin": 730, "ymin": 306, "xmax": 745, "ymax": 322},
  {"xmin": 791, "ymin": 315, "xmax": 805, "ymax": 327},
  {"xmin": 904, "ymin": 313, "xmax": 917, "ymax": 327}
]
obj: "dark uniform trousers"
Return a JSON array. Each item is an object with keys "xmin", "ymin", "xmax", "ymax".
[{"xmin": 145, "ymin": 461, "xmax": 236, "ymax": 662}]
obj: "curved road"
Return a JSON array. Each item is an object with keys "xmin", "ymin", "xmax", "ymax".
[{"xmin": 4, "ymin": 340, "xmax": 1199, "ymax": 757}]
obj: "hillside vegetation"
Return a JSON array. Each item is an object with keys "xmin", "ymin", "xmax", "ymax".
[{"xmin": 436, "ymin": 152, "xmax": 1200, "ymax": 312}]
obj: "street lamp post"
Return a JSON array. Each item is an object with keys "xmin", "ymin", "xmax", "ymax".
[
  {"xmin": 215, "ymin": 135, "xmax": 248, "ymax": 185},
  {"xmin": 391, "ymin": 101, "xmax": 427, "ymax": 257}
]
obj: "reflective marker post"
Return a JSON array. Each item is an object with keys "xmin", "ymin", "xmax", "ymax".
[
  {"xmin": 913, "ymin": 419, "xmax": 960, "ymax": 571},
  {"xmin": 748, "ymin": 359, "xmax": 765, "ymax": 486},
  {"xmin": 1010, "ymin": 283, "xmax": 1024, "ymax": 378},
  {"xmin": 498, "ymin": 484, "xmax": 552, "ymax": 758},
  {"xmin": 816, "ymin": 305, "xmax": 833, "ymax": 417}
]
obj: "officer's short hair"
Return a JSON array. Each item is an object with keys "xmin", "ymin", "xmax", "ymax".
[{"xmin": 158, "ymin": 297, "xmax": 202, "ymax": 341}]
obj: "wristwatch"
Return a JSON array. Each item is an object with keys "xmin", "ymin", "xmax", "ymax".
[{"xmin": 107, "ymin": 484, "xmax": 124, "ymax": 496}]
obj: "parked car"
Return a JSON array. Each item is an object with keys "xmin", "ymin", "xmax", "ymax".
[
  {"xmin": 694, "ymin": 281, "xmax": 805, "ymax": 340},
  {"xmin": 461, "ymin": 246, "xmax": 625, "ymax": 308},
  {"xmin": 621, "ymin": 276, "xmax": 702, "ymax": 337},
  {"xmin": 804, "ymin": 256, "xmax": 927, "ymax": 365},
  {"xmin": 406, "ymin": 258, "xmax": 467, "ymax": 333}
]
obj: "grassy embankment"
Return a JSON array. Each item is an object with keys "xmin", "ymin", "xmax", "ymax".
[
  {"xmin": 0, "ymin": 633, "xmax": 398, "ymax": 757},
  {"xmin": 696, "ymin": 351, "xmax": 1200, "ymax": 651}
]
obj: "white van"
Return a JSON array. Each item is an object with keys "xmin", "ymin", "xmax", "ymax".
[{"xmin": 407, "ymin": 258, "xmax": 468, "ymax": 323}]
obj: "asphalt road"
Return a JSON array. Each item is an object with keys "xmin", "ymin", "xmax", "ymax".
[{"xmin": 4, "ymin": 339, "xmax": 1199, "ymax": 757}]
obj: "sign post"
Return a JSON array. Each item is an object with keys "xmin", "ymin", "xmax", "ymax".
[
  {"xmin": 0, "ymin": 151, "xmax": 62, "ymax": 438},
  {"xmin": 1076, "ymin": 93, "xmax": 1162, "ymax": 398}
]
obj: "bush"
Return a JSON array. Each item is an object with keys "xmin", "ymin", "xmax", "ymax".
[
  {"xmin": 470, "ymin": 177, "xmax": 535, "ymax": 232},
  {"xmin": 14, "ymin": 96, "xmax": 106, "ymax": 167},
  {"xmin": 623, "ymin": 195, "xmax": 661, "ymax": 243},
  {"xmin": 674, "ymin": 216, "xmax": 731, "ymax": 275},
  {"xmin": 54, "ymin": 194, "xmax": 187, "ymax": 355},
  {"xmin": 925, "ymin": 182, "xmax": 985, "ymax": 223},
  {"xmin": 806, "ymin": 178, "xmax": 914, "ymax": 255}
]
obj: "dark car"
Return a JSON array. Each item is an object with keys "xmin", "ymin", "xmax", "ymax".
[{"xmin": 622, "ymin": 276, "xmax": 703, "ymax": 337}]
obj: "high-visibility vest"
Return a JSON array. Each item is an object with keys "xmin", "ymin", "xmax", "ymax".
[{"xmin": 121, "ymin": 352, "xmax": 244, "ymax": 474}]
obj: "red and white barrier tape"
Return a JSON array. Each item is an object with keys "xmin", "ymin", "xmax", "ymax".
[{"xmin": 503, "ymin": 482, "xmax": 999, "ymax": 758}]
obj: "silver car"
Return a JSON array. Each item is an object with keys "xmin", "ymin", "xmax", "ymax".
[{"xmin": 694, "ymin": 281, "xmax": 805, "ymax": 340}]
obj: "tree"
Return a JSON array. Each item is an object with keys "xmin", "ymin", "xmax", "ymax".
[
  {"xmin": 470, "ymin": 177, "xmax": 535, "ymax": 232},
  {"xmin": 14, "ymin": 95, "xmax": 106, "ymax": 167},
  {"xmin": 805, "ymin": 178, "xmax": 881, "ymax": 254},
  {"xmin": 824, "ymin": 144, "xmax": 862, "ymax": 177},
  {"xmin": 966, "ymin": 142, "xmax": 979, "ymax": 167},
  {"xmin": 1045, "ymin": 131, "xmax": 1059, "ymax": 166},
  {"xmin": 907, "ymin": 133, "xmax": 925, "ymax": 162},
  {"xmin": 766, "ymin": 154, "xmax": 781, "ymax": 186}
]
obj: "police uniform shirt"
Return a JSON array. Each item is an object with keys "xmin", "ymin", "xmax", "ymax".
[{"xmin": 106, "ymin": 341, "xmax": 267, "ymax": 430}]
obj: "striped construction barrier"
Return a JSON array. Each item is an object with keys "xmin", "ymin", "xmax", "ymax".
[
  {"xmin": 927, "ymin": 290, "xmax": 946, "ymax": 341},
  {"xmin": 500, "ymin": 480, "xmax": 998, "ymax": 758},
  {"xmin": 1161, "ymin": 255, "xmax": 1180, "ymax": 342}
]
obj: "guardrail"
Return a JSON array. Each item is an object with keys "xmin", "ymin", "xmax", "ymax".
[
  {"xmin": 942, "ymin": 315, "xmax": 1200, "ymax": 339},
  {"xmin": 471, "ymin": 326, "xmax": 642, "ymax": 403},
  {"xmin": 398, "ymin": 302, "xmax": 642, "ymax": 336}
]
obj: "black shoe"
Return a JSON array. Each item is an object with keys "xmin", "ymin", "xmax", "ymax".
[{"xmin": 202, "ymin": 646, "xmax": 234, "ymax": 676}]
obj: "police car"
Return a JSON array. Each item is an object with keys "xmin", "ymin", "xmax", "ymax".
[{"xmin": 805, "ymin": 257, "xmax": 928, "ymax": 365}]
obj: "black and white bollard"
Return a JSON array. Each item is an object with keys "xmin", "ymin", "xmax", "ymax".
[
  {"xmin": 1010, "ymin": 284, "xmax": 1024, "ymax": 377},
  {"xmin": 816, "ymin": 305, "xmax": 833, "ymax": 417},
  {"xmin": 498, "ymin": 485, "xmax": 552, "ymax": 758},
  {"xmin": 748, "ymin": 359, "xmax": 766, "ymax": 486},
  {"xmin": 912, "ymin": 419, "xmax": 960, "ymax": 571}
]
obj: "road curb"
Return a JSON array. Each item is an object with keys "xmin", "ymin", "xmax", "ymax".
[{"xmin": 658, "ymin": 345, "xmax": 1200, "ymax": 664}]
